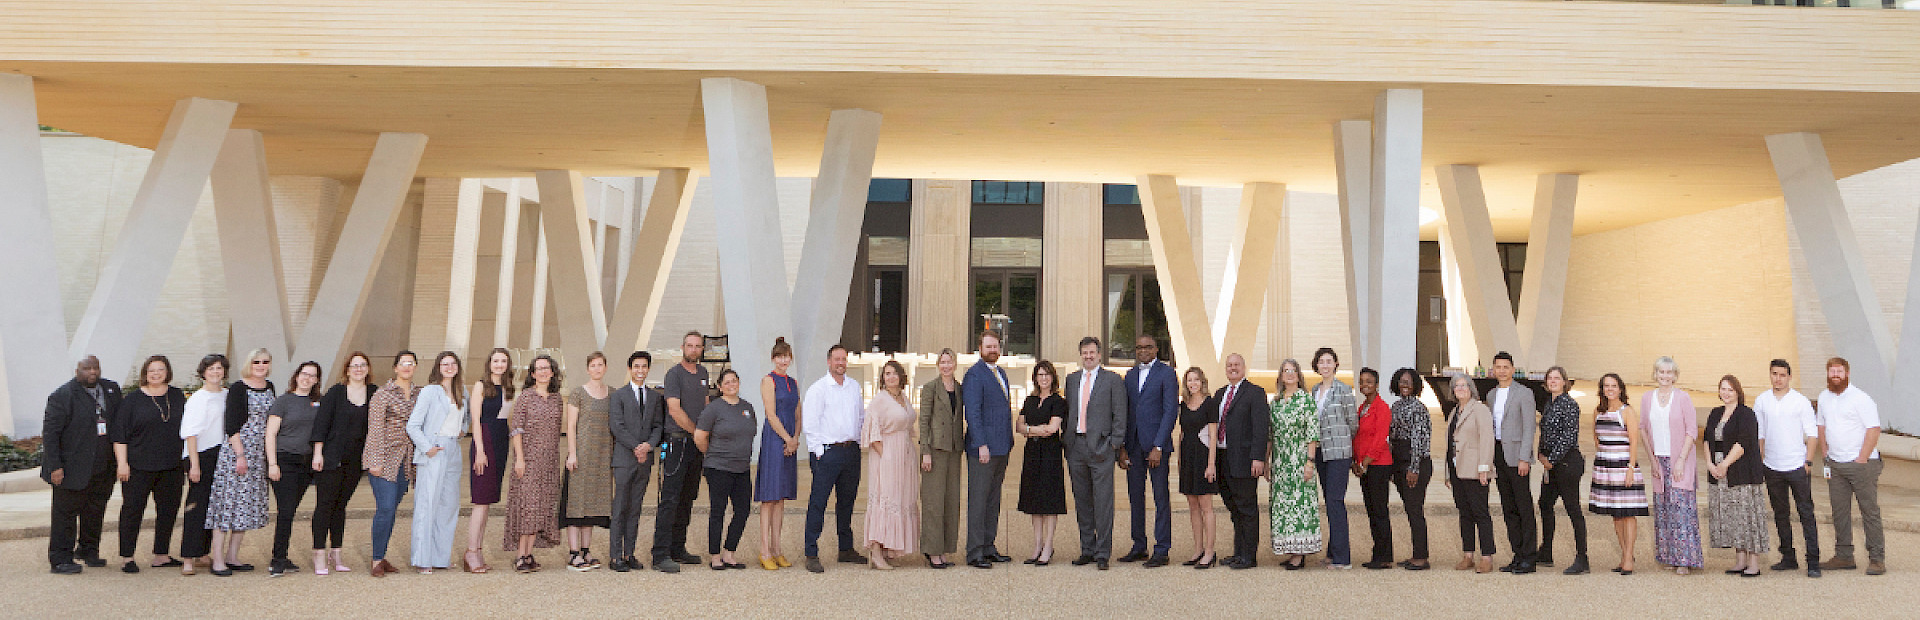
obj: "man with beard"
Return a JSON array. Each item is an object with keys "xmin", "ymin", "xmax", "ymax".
[
  {"xmin": 652, "ymin": 331, "xmax": 710, "ymax": 572},
  {"xmin": 1815, "ymin": 357, "xmax": 1885, "ymax": 576},
  {"xmin": 800, "ymin": 345, "xmax": 867, "ymax": 573},
  {"xmin": 42, "ymin": 356, "xmax": 122, "ymax": 574},
  {"xmin": 963, "ymin": 330, "xmax": 1015, "ymax": 568}
]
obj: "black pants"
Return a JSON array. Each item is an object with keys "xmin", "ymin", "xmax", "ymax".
[
  {"xmin": 705, "ymin": 469, "xmax": 752, "ymax": 554},
  {"xmin": 48, "ymin": 463, "xmax": 115, "ymax": 566},
  {"xmin": 178, "ymin": 449, "xmax": 218, "ymax": 558},
  {"xmin": 309, "ymin": 459, "xmax": 360, "ymax": 549},
  {"xmin": 1765, "ymin": 466, "xmax": 1820, "ymax": 564},
  {"xmin": 1537, "ymin": 450, "xmax": 1588, "ymax": 560},
  {"xmin": 269, "ymin": 452, "xmax": 314, "ymax": 560},
  {"xmin": 651, "ymin": 435, "xmax": 703, "ymax": 563},
  {"xmin": 1360, "ymin": 461, "xmax": 1396, "ymax": 564},
  {"xmin": 118, "ymin": 466, "xmax": 183, "ymax": 559},
  {"xmin": 810, "ymin": 443, "xmax": 864, "ymax": 558},
  {"xmin": 1218, "ymin": 473, "xmax": 1260, "ymax": 563},
  {"xmin": 1390, "ymin": 441, "xmax": 1432, "ymax": 560},
  {"xmin": 1452, "ymin": 477, "xmax": 1495, "ymax": 555},
  {"xmin": 1493, "ymin": 444, "xmax": 1537, "ymax": 563}
]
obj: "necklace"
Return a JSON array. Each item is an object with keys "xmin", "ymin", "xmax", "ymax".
[{"xmin": 149, "ymin": 391, "xmax": 172, "ymax": 422}]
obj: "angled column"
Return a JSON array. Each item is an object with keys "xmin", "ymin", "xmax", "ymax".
[
  {"xmin": 0, "ymin": 75, "xmax": 69, "ymax": 436},
  {"xmin": 1436, "ymin": 223, "xmax": 1480, "ymax": 369},
  {"xmin": 703, "ymin": 77, "xmax": 793, "ymax": 414},
  {"xmin": 1334, "ymin": 120, "xmax": 1375, "ymax": 370},
  {"xmin": 67, "ymin": 97, "xmax": 236, "ymax": 379},
  {"xmin": 290, "ymin": 132, "xmax": 428, "ymax": 378},
  {"xmin": 209, "ymin": 129, "xmax": 294, "ymax": 383},
  {"xmin": 791, "ymin": 109, "xmax": 882, "ymax": 382},
  {"xmin": 607, "ymin": 169, "xmax": 696, "ymax": 355},
  {"xmin": 407, "ymin": 178, "xmax": 484, "ymax": 356},
  {"xmin": 1212, "ymin": 182, "xmax": 1286, "ymax": 357},
  {"xmin": 466, "ymin": 186, "xmax": 510, "ymax": 356},
  {"xmin": 1894, "ymin": 204, "xmax": 1920, "ymax": 432},
  {"xmin": 1042, "ymin": 182, "xmax": 1105, "ymax": 364},
  {"xmin": 528, "ymin": 218, "xmax": 552, "ymax": 348},
  {"xmin": 1515, "ymin": 174, "xmax": 1578, "ymax": 368},
  {"xmin": 534, "ymin": 170, "xmax": 610, "ymax": 356},
  {"xmin": 493, "ymin": 180, "xmax": 527, "ymax": 348},
  {"xmin": 1368, "ymin": 89, "xmax": 1423, "ymax": 375},
  {"xmin": 1436, "ymin": 164, "xmax": 1521, "ymax": 365},
  {"xmin": 1139, "ymin": 174, "xmax": 1221, "ymax": 382},
  {"xmin": 1265, "ymin": 198, "xmax": 1295, "ymax": 367},
  {"xmin": 1766, "ymin": 132, "xmax": 1897, "ymax": 423},
  {"xmin": 907, "ymin": 179, "xmax": 972, "ymax": 353}
]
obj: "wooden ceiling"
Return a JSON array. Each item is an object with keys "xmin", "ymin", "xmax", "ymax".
[{"xmin": 6, "ymin": 0, "xmax": 1920, "ymax": 238}]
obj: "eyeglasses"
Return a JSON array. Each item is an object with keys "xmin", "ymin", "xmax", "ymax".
[
  {"xmin": 1134, "ymin": 345, "xmax": 1155, "ymax": 350},
  {"xmin": 251, "ymin": 360, "xmax": 271, "ymax": 365}
]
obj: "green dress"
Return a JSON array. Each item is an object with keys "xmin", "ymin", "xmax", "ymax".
[{"xmin": 1269, "ymin": 388, "xmax": 1323, "ymax": 554}]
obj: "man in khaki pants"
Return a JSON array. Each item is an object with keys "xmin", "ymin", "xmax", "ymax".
[{"xmin": 1815, "ymin": 357, "xmax": 1885, "ymax": 576}]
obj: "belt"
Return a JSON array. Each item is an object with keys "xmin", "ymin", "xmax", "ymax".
[{"xmin": 826, "ymin": 441, "xmax": 858, "ymax": 448}]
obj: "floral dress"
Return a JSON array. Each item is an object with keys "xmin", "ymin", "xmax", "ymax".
[
  {"xmin": 206, "ymin": 385, "xmax": 273, "ymax": 531},
  {"xmin": 1268, "ymin": 388, "xmax": 1322, "ymax": 554}
]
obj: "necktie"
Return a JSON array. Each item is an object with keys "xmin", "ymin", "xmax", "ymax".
[
  {"xmin": 1218, "ymin": 384, "xmax": 1237, "ymax": 446},
  {"xmin": 1077, "ymin": 372, "xmax": 1092, "ymax": 435}
]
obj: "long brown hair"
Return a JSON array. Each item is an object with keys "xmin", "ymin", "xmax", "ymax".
[
  {"xmin": 482, "ymin": 348, "xmax": 516, "ymax": 400},
  {"xmin": 1596, "ymin": 373, "xmax": 1630, "ymax": 415},
  {"xmin": 430, "ymin": 351, "xmax": 465, "ymax": 409},
  {"xmin": 1031, "ymin": 360, "xmax": 1061, "ymax": 396},
  {"xmin": 1181, "ymin": 366, "xmax": 1209, "ymax": 402}
]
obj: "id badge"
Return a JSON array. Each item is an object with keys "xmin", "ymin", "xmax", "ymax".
[{"xmin": 97, "ymin": 421, "xmax": 108, "ymax": 436}]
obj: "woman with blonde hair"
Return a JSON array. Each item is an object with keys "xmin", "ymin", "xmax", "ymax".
[
  {"xmin": 1268, "ymin": 359, "xmax": 1321, "ymax": 569},
  {"xmin": 1176, "ymin": 366, "xmax": 1218, "ymax": 568},
  {"xmin": 206, "ymin": 348, "xmax": 276, "ymax": 576},
  {"xmin": 918, "ymin": 347, "xmax": 966, "ymax": 568},
  {"xmin": 1643, "ymin": 356, "xmax": 1702, "ymax": 575}
]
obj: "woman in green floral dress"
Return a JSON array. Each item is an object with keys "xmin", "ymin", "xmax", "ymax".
[{"xmin": 1268, "ymin": 358, "xmax": 1322, "ymax": 568}]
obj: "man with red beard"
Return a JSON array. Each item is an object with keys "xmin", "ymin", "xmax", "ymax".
[{"xmin": 1814, "ymin": 357, "xmax": 1885, "ymax": 576}]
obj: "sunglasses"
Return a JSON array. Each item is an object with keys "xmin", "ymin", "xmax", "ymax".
[{"xmin": 251, "ymin": 360, "xmax": 271, "ymax": 365}]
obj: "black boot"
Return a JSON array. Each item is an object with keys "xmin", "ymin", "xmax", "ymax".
[{"xmin": 1562, "ymin": 555, "xmax": 1590, "ymax": 575}]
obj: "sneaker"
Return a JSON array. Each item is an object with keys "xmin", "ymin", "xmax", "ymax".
[{"xmin": 51, "ymin": 563, "xmax": 83, "ymax": 575}]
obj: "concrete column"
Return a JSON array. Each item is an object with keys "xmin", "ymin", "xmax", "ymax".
[
  {"xmin": 1436, "ymin": 223, "xmax": 1480, "ymax": 369},
  {"xmin": 1515, "ymin": 174, "xmax": 1578, "ymax": 368},
  {"xmin": 702, "ymin": 77, "xmax": 793, "ymax": 413},
  {"xmin": 67, "ymin": 97, "xmax": 237, "ymax": 380},
  {"xmin": 1042, "ymin": 182, "xmax": 1104, "ymax": 364},
  {"xmin": 1895, "ymin": 205, "xmax": 1920, "ymax": 432},
  {"xmin": 1766, "ymin": 132, "xmax": 1896, "ymax": 423},
  {"xmin": 1265, "ymin": 196, "xmax": 1294, "ymax": 368},
  {"xmin": 289, "ymin": 132, "xmax": 428, "ymax": 379},
  {"xmin": 1436, "ymin": 164, "xmax": 1520, "ymax": 366},
  {"xmin": 792, "ymin": 109, "xmax": 882, "ymax": 382},
  {"xmin": 493, "ymin": 180, "xmax": 526, "ymax": 348},
  {"xmin": 466, "ymin": 187, "xmax": 509, "ymax": 357},
  {"xmin": 209, "ymin": 129, "xmax": 294, "ymax": 383},
  {"xmin": 1369, "ymin": 89, "xmax": 1423, "ymax": 376},
  {"xmin": 907, "ymin": 179, "xmax": 971, "ymax": 354},
  {"xmin": 534, "ymin": 170, "xmax": 610, "ymax": 357},
  {"xmin": 1139, "ymin": 174, "xmax": 1222, "ymax": 383},
  {"xmin": 1212, "ymin": 182, "xmax": 1286, "ymax": 357},
  {"xmin": 0, "ymin": 74, "xmax": 69, "ymax": 436},
  {"xmin": 1334, "ymin": 119, "xmax": 1374, "ymax": 370},
  {"xmin": 528, "ymin": 218, "xmax": 551, "ymax": 348},
  {"xmin": 406, "ymin": 178, "xmax": 484, "ymax": 356},
  {"xmin": 606, "ymin": 169, "xmax": 696, "ymax": 356},
  {"xmin": 269, "ymin": 176, "xmax": 344, "ymax": 336}
]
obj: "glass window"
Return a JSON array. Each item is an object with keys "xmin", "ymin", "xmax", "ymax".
[
  {"xmin": 1103, "ymin": 184, "xmax": 1140, "ymax": 205},
  {"xmin": 972, "ymin": 180, "xmax": 1045, "ymax": 205},
  {"xmin": 867, "ymin": 178, "xmax": 911, "ymax": 203}
]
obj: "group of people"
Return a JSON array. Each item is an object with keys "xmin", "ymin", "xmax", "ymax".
[{"xmin": 39, "ymin": 329, "xmax": 1889, "ymax": 579}]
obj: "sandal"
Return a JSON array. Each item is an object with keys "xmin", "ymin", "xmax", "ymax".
[
  {"xmin": 153, "ymin": 557, "xmax": 184, "ymax": 568},
  {"xmin": 464, "ymin": 549, "xmax": 491, "ymax": 574},
  {"xmin": 515, "ymin": 555, "xmax": 537, "ymax": 573}
]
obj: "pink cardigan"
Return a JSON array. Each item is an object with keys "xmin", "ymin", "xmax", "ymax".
[{"xmin": 1639, "ymin": 389, "xmax": 1698, "ymax": 492}]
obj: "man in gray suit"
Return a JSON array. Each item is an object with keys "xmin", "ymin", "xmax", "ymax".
[
  {"xmin": 608, "ymin": 351, "xmax": 666, "ymax": 573},
  {"xmin": 1064, "ymin": 336, "xmax": 1129, "ymax": 570},
  {"xmin": 1488, "ymin": 351, "xmax": 1539, "ymax": 574}
]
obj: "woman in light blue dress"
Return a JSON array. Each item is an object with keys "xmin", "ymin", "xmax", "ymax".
[{"xmin": 406, "ymin": 351, "xmax": 467, "ymax": 573}]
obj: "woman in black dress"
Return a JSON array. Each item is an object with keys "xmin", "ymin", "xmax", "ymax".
[
  {"xmin": 1176, "ymin": 366, "xmax": 1218, "ymax": 568},
  {"xmin": 1015, "ymin": 360, "xmax": 1066, "ymax": 565}
]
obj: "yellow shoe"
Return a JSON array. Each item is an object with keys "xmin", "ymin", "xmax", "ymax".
[
  {"xmin": 774, "ymin": 555, "xmax": 792, "ymax": 568},
  {"xmin": 760, "ymin": 557, "xmax": 780, "ymax": 571}
]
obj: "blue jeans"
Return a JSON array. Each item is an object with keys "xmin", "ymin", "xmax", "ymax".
[
  {"xmin": 1316, "ymin": 457, "xmax": 1353, "ymax": 565},
  {"xmin": 804, "ymin": 444, "xmax": 861, "ymax": 557},
  {"xmin": 367, "ymin": 470, "xmax": 408, "ymax": 561}
]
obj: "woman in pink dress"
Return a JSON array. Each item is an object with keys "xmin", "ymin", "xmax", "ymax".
[{"xmin": 861, "ymin": 360, "xmax": 921, "ymax": 569}]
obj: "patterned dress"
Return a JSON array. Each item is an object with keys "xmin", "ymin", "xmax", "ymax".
[
  {"xmin": 560, "ymin": 385, "xmax": 613, "ymax": 527},
  {"xmin": 1588, "ymin": 407, "xmax": 1650, "ymax": 517},
  {"xmin": 206, "ymin": 385, "xmax": 273, "ymax": 531},
  {"xmin": 503, "ymin": 390, "xmax": 565, "ymax": 549},
  {"xmin": 1268, "ymin": 389, "xmax": 1323, "ymax": 554}
]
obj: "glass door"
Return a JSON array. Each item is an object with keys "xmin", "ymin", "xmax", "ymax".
[
  {"xmin": 972, "ymin": 269, "xmax": 1042, "ymax": 357},
  {"xmin": 1104, "ymin": 269, "xmax": 1171, "ymax": 366}
]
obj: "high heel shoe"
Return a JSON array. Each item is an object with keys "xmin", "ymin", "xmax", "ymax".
[
  {"xmin": 515, "ymin": 555, "xmax": 536, "ymax": 573},
  {"xmin": 313, "ymin": 551, "xmax": 330, "ymax": 576},
  {"xmin": 760, "ymin": 557, "xmax": 780, "ymax": 570},
  {"xmin": 1183, "ymin": 554, "xmax": 1203, "ymax": 566},
  {"xmin": 924, "ymin": 554, "xmax": 949, "ymax": 569},
  {"xmin": 1194, "ymin": 555, "xmax": 1215, "ymax": 570},
  {"xmin": 774, "ymin": 555, "xmax": 791, "ymax": 568},
  {"xmin": 465, "ymin": 549, "xmax": 490, "ymax": 574},
  {"xmin": 330, "ymin": 550, "xmax": 352, "ymax": 572},
  {"xmin": 1034, "ymin": 551, "xmax": 1052, "ymax": 567}
]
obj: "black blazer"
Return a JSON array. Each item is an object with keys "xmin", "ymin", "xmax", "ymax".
[
  {"xmin": 1211, "ymin": 381, "xmax": 1270, "ymax": 478},
  {"xmin": 309, "ymin": 383, "xmax": 369, "ymax": 471},
  {"xmin": 608, "ymin": 383, "xmax": 666, "ymax": 470},
  {"xmin": 40, "ymin": 378, "xmax": 123, "ymax": 489}
]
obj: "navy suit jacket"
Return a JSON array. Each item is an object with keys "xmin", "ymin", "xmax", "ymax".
[
  {"xmin": 962, "ymin": 360, "xmax": 1013, "ymax": 456},
  {"xmin": 1123, "ymin": 361, "xmax": 1178, "ymax": 454}
]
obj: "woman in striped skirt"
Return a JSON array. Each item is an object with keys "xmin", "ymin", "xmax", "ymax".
[{"xmin": 1588, "ymin": 373, "xmax": 1650, "ymax": 574}]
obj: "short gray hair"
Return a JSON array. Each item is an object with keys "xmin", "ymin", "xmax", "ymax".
[{"xmin": 1449, "ymin": 374, "xmax": 1481, "ymax": 403}]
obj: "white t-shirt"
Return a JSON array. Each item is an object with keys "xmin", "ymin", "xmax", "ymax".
[
  {"xmin": 1647, "ymin": 391, "xmax": 1673, "ymax": 457},
  {"xmin": 1754, "ymin": 388, "xmax": 1817, "ymax": 471},
  {"xmin": 179, "ymin": 388, "xmax": 227, "ymax": 458},
  {"xmin": 1490, "ymin": 386, "xmax": 1510, "ymax": 441},
  {"xmin": 1817, "ymin": 385, "xmax": 1881, "ymax": 462}
]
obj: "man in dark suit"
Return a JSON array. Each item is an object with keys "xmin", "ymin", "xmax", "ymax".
[
  {"xmin": 1211, "ymin": 353, "xmax": 1269, "ymax": 570},
  {"xmin": 1120, "ymin": 335, "xmax": 1178, "ymax": 567},
  {"xmin": 41, "ymin": 356, "xmax": 121, "ymax": 574},
  {"xmin": 608, "ymin": 351, "xmax": 665, "ymax": 573},
  {"xmin": 1065, "ymin": 336, "xmax": 1129, "ymax": 570}
]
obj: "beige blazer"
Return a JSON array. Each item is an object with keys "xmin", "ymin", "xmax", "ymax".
[{"xmin": 1448, "ymin": 400, "xmax": 1496, "ymax": 480}]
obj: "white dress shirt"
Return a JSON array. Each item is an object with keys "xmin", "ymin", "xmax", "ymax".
[
  {"xmin": 1817, "ymin": 385, "xmax": 1881, "ymax": 462},
  {"xmin": 802, "ymin": 373, "xmax": 867, "ymax": 457},
  {"xmin": 1754, "ymin": 388, "xmax": 1817, "ymax": 471},
  {"xmin": 1136, "ymin": 359, "xmax": 1157, "ymax": 391},
  {"xmin": 179, "ymin": 388, "xmax": 227, "ymax": 458}
]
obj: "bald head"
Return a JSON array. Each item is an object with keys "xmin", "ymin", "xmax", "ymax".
[{"xmin": 75, "ymin": 356, "xmax": 101, "ymax": 387}]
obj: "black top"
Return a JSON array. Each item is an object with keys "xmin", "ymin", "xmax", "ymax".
[
  {"xmin": 1707, "ymin": 405, "xmax": 1765, "ymax": 487},
  {"xmin": 41, "ymin": 378, "xmax": 124, "ymax": 489},
  {"xmin": 310, "ymin": 383, "xmax": 371, "ymax": 470},
  {"xmin": 112, "ymin": 386, "xmax": 187, "ymax": 472},
  {"xmin": 1537, "ymin": 393, "xmax": 1582, "ymax": 465},
  {"xmin": 1021, "ymin": 393, "xmax": 1066, "ymax": 427},
  {"xmin": 225, "ymin": 379, "xmax": 277, "ymax": 436}
]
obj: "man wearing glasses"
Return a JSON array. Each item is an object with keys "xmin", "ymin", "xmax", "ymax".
[{"xmin": 1119, "ymin": 335, "xmax": 1178, "ymax": 568}]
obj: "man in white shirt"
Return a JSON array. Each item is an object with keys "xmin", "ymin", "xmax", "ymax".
[
  {"xmin": 1487, "ymin": 352, "xmax": 1538, "ymax": 574},
  {"xmin": 799, "ymin": 345, "xmax": 867, "ymax": 573},
  {"xmin": 1814, "ymin": 357, "xmax": 1884, "ymax": 576},
  {"xmin": 1753, "ymin": 359, "xmax": 1820, "ymax": 577}
]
